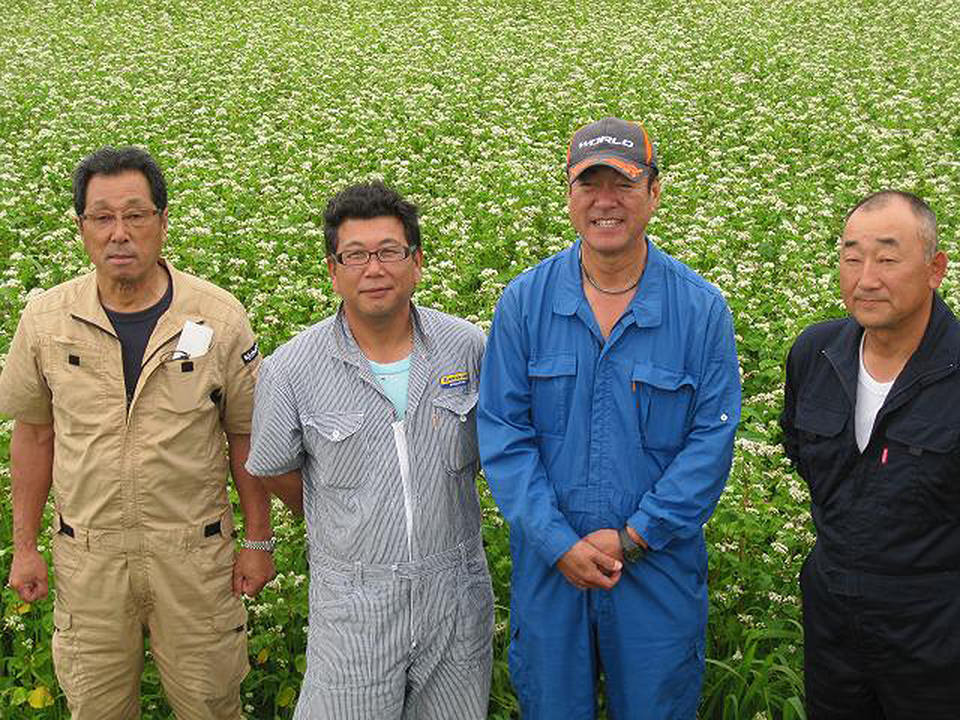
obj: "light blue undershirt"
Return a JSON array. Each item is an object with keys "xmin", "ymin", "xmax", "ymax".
[{"xmin": 368, "ymin": 355, "xmax": 411, "ymax": 420}]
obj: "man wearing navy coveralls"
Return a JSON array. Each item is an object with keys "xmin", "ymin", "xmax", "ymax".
[{"xmin": 477, "ymin": 117, "xmax": 741, "ymax": 718}]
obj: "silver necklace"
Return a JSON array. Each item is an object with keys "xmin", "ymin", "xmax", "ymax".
[{"xmin": 580, "ymin": 248, "xmax": 641, "ymax": 295}]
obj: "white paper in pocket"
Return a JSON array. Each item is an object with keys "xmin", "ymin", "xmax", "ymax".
[{"xmin": 175, "ymin": 321, "xmax": 214, "ymax": 359}]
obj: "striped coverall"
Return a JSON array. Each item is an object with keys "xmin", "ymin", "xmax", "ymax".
[{"xmin": 246, "ymin": 305, "xmax": 493, "ymax": 719}]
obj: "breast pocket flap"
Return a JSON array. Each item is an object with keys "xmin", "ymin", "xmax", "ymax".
[
  {"xmin": 528, "ymin": 354, "xmax": 577, "ymax": 378},
  {"xmin": 794, "ymin": 402, "xmax": 846, "ymax": 438},
  {"xmin": 433, "ymin": 391, "xmax": 478, "ymax": 417},
  {"xmin": 885, "ymin": 417, "xmax": 958, "ymax": 454},
  {"xmin": 631, "ymin": 362, "xmax": 695, "ymax": 391},
  {"xmin": 304, "ymin": 412, "xmax": 365, "ymax": 443}
]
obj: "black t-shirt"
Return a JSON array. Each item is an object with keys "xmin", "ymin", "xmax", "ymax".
[{"xmin": 104, "ymin": 274, "xmax": 174, "ymax": 406}]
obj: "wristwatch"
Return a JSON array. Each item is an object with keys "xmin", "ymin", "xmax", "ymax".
[
  {"xmin": 240, "ymin": 536, "xmax": 276, "ymax": 553},
  {"xmin": 618, "ymin": 527, "xmax": 647, "ymax": 564}
]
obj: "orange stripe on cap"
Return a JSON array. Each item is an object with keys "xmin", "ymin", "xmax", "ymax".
[{"xmin": 625, "ymin": 119, "xmax": 654, "ymax": 165}]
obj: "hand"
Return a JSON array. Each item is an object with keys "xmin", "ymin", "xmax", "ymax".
[
  {"xmin": 582, "ymin": 528, "xmax": 624, "ymax": 564},
  {"xmin": 9, "ymin": 549, "xmax": 49, "ymax": 603},
  {"xmin": 556, "ymin": 539, "xmax": 622, "ymax": 591},
  {"xmin": 232, "ymin": 547, "xmax": 276, "ymax": 598}
]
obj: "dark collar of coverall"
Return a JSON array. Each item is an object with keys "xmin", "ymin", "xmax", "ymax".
[
  {"xmin": 69, "ymin": 259, "xmax": 206, "ymax": 353},
  {"xmin": 553, "ymin": 236, "xmax": 664, "ymax": 330},
  {"xmin": 822, "ymin": 293, "xmax": 960, "ymax": 421}
]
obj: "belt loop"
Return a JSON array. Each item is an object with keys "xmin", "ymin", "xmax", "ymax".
[
  {"xmin": 354, "ymin": 561, "xmax": 363, "ymax": 586},
  {"xmin": 458, "ymin": 541, "xmax": 467, "ymax": 567},
  {"xmin": 83, "ymin": 528, "xmax": 90, "ymax": 552}
]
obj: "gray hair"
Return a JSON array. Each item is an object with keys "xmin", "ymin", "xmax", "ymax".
[{"xmin": 845, "ymin": 189, "xmax": 938, "ymax": 261}]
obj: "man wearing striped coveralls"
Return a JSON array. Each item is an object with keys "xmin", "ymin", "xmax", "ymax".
[{"xmin": 245, "ymin": 181, "xmax": 493, "ymax": 719}]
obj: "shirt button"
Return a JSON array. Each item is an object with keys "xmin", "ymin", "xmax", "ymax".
[
  {"xmin": 331, "ymin": 430, "xmax": 341, "ymax": 440},
  {"xmin": 720, "ymin": 413, "xmax": 728, "ymax": 422},
  {"xmin": 459, "ymin": 415, "xmax": 467, "ymax": 423}
]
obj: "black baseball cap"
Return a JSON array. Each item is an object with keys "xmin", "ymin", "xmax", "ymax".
[{"xmin": 566, "ymin": 117, "xmax": 658, "ymax": 183}]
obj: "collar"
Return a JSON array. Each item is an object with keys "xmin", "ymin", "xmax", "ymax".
[
  {"xmin": 329, "ymin": 302, "xmax": 430, "ymax": 366},
  {"xmin": 69, "ymin": 259, "xmax": 198, "ymax": 335},
  {"xmin": 553, "ymin": 236, "xmax": 664, "ymax": 328},
  {"xmin": 825, "ymin": 293, "xmax": 960, "ymax": 398}
]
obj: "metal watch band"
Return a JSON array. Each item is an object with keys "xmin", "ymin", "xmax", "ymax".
[{"xmin": 240, "ymin": 536, "xmax": 276, "ymax": 553}]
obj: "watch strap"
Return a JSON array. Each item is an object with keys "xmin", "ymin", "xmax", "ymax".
[
  {"xmin": 618, "ymin": 527, "xmax": 647, "ymax": 563},
  {"xmin": 240, "ymin": 536, "xmax": 276, "ymax": 553}
]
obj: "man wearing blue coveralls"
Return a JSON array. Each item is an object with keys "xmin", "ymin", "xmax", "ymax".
[{"xmin": 477, "ymin": 117, "xmax": 741, "ymax": 718}]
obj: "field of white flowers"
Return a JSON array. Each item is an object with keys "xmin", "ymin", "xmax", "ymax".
[{"xmin": 2, "ymin": 0, "xmax": 960, "ymax": 717}]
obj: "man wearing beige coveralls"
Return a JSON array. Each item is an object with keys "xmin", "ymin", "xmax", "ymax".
[{"xmin": 0, "ymin": 146, "xmax": 275, "ymax": 719}]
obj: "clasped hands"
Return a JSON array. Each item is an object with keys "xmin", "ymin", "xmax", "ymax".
[{"xmin": 555, "ymin": 527, "xmax": 646, "ymax": 591}]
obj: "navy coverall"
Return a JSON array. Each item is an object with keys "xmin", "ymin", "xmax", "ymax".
[{"xmin": 781, "ymin": 293, "xmax": 960, "ymax": 719}]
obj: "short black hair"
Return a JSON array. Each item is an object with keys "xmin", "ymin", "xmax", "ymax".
[
  {"xmin": 845, "ymin": 189, "xmax": 938, "ymax": 261},
  {"xmin": 323, "ymin": 181, "xmax": 420, "ymax": 256},
  {"xmin": 73, "ymin": 146, "xmax": 167, "ymax": 216}
]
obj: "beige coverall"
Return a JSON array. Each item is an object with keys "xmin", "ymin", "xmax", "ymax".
[{"xmin": 0, "ymin": 261, "xmax": 259, "ymax": 719}]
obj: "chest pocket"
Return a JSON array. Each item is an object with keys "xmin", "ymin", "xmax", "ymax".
[
  {"xmin": 885, "ymin": 417, "xmax": 960, "ymax": 522},
  {"xmin": 303, "ymin": 412, "xmax": 368, "ymax": 489},
  {"xmin": 793, "ymin": 400, "xmax": 848, "ymax": 505},
  {"xmin": 528, "ymin": 354, "xmax": 577, "ymax": 437},
  {"xmin": 44, "ymin": 337, "xmax": 104, "ymax": 435},
  {"xmin": 432, "ymin": 391, "xmax": 479, "ymax": 473},
  {"xmin": 632, "ymin": 362, "xmax": 696, "ymax": 451},
  {"xmin": 155, "ymin": 351, "xmax": 218, "ymax": 415}
]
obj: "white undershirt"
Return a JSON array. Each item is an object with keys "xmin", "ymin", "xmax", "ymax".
[{"xmin": 855, "ymin": 334, "xmax": 895, "ymax": 452}]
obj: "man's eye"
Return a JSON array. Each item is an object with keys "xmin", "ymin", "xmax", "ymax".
[
  {"xmin": 379, "ymin": 248, "xmax": 403, "ymax": 261},
  {"xmin": 92, "ymin": 214, "xmax": 113, "ymax": 224},
  {"xmin": 125, "ymin": 212, "xmax": 147, "ymax": 222},
  {"xmin": 344, "ymin": 252, "xmax": 368, "ymax": 263}
]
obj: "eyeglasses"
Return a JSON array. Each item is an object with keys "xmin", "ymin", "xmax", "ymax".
[
  {"xmin": 333, "ymin": 245, "xmax": 417, "ymax": 266},
  {"xmin": 80, "ymin": 208, "xmax": 160, "ymax": 231}
]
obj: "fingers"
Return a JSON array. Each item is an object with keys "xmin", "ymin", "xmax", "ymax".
[
  {"xmin": 592, "ymin": 549, "xmax": 622, "ymax": 574},
  {"xmin": 14, "ymin": 580, "xmax": 48, "ymax": 603},
  {"xmin": 560, "ymin": 547, "xmax": 622, "ymax": 590},
  {"xmin": 9, "ymin": 561, "xmax": 49, "ymax": 603}
]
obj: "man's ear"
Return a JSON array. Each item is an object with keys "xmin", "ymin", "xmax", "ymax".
[{"xmin": 929, "ymin": 250, "xmax": 948, "ymax": 290}]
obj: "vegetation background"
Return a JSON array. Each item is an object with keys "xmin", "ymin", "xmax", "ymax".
[{"xmin": 1, "ymin": 0, "xmax": 959, "ymax": 717}]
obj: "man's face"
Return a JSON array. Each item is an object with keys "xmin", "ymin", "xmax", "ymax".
[
  {"xmin": 78, "ymin": 170, "xmax": 167, "ymax": 287},
  {"xmin": 326, "ymin": 215, "xmax": 422, "ymax": 323},
  {"xmin": 839, "ymin": 198, "xmax": 946, "ymax": 333},
  {"xmin": 567, "ymin": 165, "xmax": 660, "ymax": 255}
]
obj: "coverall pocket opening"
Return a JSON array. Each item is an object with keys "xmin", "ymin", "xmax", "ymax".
[
  {"xmin": 793, "ymin": 401, "xmax": 848, "ymax": 504},
  {"xmin": 885, "ymin": 417, "xmax": 960, "ymax": 521},
  {"xmin": 185, "ymin": 535, "xmax": 236, "ymax": 607},
  {"xmin": 303, "ymin": 412, "xmax": 369, "ymax": 489},
  {"xmin": 157, "ymin": 351, "xmax": 217, "ymax": 415},
  {"xmin": 528, "ymin": 354, "xmax": 577, "ymax": 437},
  {"xmin": 433, "ymin": 392, "xmax": 479, "ymax": 472},
  {"xmin": 631, "ymin": 362, "xmax": 696, "ymax": 451},
  {"xmin": 311, "ymin": 566, "xmax": 361, "ymax": 611},
  {"xmin": 189, "ymin": 603, "xmax": 249, "ymax": 702},
  {"xmin": 52, "ymin": 607, "xmax": 86, "ymax": 699},
  {"xmin": 45, "ymin": 336, "xmax": 103, "ymax": 435},
  {"xmin": 52, "ymin": 531, "xmax": 89, "ymax": 582},
  {"xmin": 453, "ymin": 571, "xmax": 495, "ymax": 665}
]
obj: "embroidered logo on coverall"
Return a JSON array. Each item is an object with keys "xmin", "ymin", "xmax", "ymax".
[{"xmin": 439, "ymin": 371, "xmax": 468, "ymax": 388}]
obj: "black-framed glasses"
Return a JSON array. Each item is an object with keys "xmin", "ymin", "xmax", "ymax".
[
  {"xmin": 333, "ymin": 245, "xmax": 417, "ymax": 266},
  {"xmin": 79, "ymin": 208, "xmax": 160, "ymax": 231}
]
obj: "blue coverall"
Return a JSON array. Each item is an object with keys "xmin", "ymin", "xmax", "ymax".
[{"xmin": 478, "ymin": 239, "xmax": 741, "ymax": 719}]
